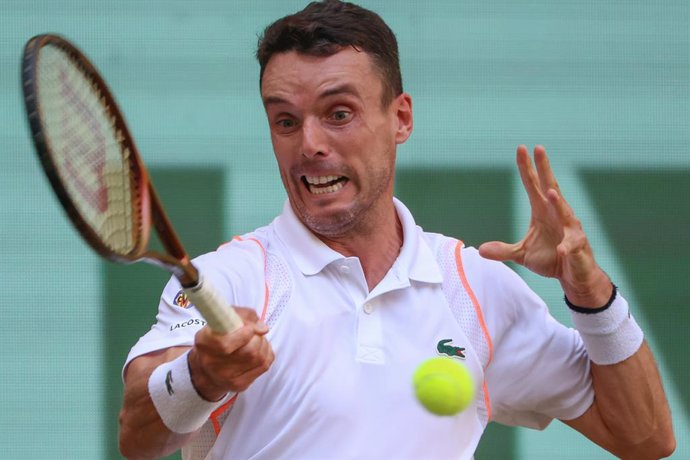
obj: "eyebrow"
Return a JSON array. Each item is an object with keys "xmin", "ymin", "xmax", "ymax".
[
  {"xmin": 262, "ymin": 83, "xmax": 360, "ymax": 107},
  {"xmin": 320, "ymin": 83, "xmax": 358, "ymax": 99},
  {"xmin": 262, "ymin": 95, "xmax": 289, "ymax": 107}
]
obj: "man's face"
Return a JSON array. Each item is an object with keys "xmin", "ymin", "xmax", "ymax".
[{"xmin": 261, "ymin": 48, "xmax": 412, "ymax": 238}]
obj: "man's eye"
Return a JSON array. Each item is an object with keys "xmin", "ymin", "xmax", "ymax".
[
  {"xmin": 277, "ymin": 119, "xmax": 296, "ymax": 129},
  {"xmin": 331, "ymin": 110, "xmax": 351, "ymax": 122}
]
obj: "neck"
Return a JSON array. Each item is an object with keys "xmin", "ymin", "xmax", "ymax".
[{"xmin": 318, "ymin": 201, "xmax": 403, "ymax": 291}]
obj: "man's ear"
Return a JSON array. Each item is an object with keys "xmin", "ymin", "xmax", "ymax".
[{"xmin": 394, "ymin": 93, "xmax": 413, "ymax": 145}]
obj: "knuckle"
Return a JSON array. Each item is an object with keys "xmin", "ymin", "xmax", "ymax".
[
  {"xmin": 218, "ymin": 340, "xmax": 241, "ymax": 356},
  {"xmin": 229, "ymin": 379, "xmax": 249, "ymax": 392},
  {"xmin": 260, "ymin": 357, "xmax": 273, "ymax": 373}
]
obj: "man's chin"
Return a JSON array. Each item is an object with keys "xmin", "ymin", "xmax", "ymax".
[{"xmin": 299, "ymin": 207, "xmax": 357, "ymax": 238}]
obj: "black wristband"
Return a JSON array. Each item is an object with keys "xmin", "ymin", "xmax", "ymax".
[{"xmin": 565, "ymin": 283, "xmax": 618, "ymax": 314}]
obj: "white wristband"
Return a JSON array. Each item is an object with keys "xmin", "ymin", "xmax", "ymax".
[
  {"xmin": 148, "ymin": 350, "xmax": 230, "ymax": 434},
  {"xmin": 571, "ymin": 292, "xmax": 644, "ymax": 365}
]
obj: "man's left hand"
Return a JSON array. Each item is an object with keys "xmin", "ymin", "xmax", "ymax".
[{"xmin": 478, "ymin": 144, "xmax": 612, "ymax": 307}]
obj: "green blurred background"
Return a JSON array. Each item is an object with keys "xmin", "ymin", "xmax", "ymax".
[{"xmin": 1, "ymin": 1, "xmax": 687, "ymax": 458}]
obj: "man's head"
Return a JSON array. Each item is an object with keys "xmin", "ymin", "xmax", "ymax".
[
  {"xmin": 256, "ymin": 0, "xmax": 402, "ymax": 107},
  {"xmin": 257, "ymin": 1, "xmax": 413, "ymax": 241}
]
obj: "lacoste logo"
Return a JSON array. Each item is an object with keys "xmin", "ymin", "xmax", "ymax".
[{"xmin": 437, "ymin": 339, "xmax": 466, "ymax": 359}]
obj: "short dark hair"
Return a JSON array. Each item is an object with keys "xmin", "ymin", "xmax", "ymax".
[{"xmin": 256, "ymin": 0, "xmax": 403, "ymax": 106}]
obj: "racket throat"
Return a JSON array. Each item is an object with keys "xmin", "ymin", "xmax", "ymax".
[{"xmin": 142, "ymin": 253, "xmax": 199, "ymax": 288}]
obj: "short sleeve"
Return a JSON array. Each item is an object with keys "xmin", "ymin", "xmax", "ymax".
[
  {"xmin": 122, "ymin": 239, "xmax": 267, "ymax": 377},
  {"xmin": 461, "ymin": 248, "xmax": 594, "ymax": 429}
]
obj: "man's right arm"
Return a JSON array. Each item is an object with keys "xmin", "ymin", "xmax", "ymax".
[
  {"xmin": 119, "ymin": 347, "xmax": 195, "ymax": 460},
  {"xmin": 119, "ymin": 308, "xmax": 274, "ymax": 460}
]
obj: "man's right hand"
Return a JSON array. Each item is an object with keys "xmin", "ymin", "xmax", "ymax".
[
  {"xmin": 188, "ymin": 307, "xmax": 275, "ymax": 401},
  {"xmin": 119, "ymin": 307, "xmax": 274, "ymax": 459}
]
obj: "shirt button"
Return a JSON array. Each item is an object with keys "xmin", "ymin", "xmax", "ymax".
[
  {"xmin": 339, "ymin": 265, "xmax": 350, "ymax": 274},
  {"xmin": 363, "ymin": 302, "xmax": 374, "ymax": 314}
]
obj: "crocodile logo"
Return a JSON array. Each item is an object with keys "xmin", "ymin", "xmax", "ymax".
[{"xmin": 437, "ymin": 339, "xmax": 466, "ymax": 359}]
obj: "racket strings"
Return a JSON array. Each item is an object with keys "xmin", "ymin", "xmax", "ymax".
[{"xmin": 37, "ymin": 44, "xmax": 139, "ymax": 255}]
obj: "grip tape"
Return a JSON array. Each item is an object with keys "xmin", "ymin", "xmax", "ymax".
[{"xmin": 184, "ymin": 274, "xmax": 243, "ymax": 333}]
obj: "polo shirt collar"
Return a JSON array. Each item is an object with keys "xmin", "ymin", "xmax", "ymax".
[
  {"xmin": 273, "ymin": 201, "xmax": 343, "ymax": 276},
  {"xmin": 394, "ymin": 198, "xmax": 444, "ymax": 284},
  {"xmin": 273, "ymin": 198, "xmax": 443, "ymax": 284}
]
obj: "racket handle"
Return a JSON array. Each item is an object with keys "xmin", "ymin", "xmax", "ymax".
[{"xmin": 184, "ymin": 274, "xmax": 244, "ymax": 333}]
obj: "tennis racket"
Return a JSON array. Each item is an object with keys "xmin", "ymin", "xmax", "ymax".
[{"xmin": 21, "ymin": 34, "xmax": 242, "ymax": 333}]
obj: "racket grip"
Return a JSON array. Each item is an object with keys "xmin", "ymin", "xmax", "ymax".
[{"xmin": 184, "ymin": 274, "xmax": 243, "ymax": 333}]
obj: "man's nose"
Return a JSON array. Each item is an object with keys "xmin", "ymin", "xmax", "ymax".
[{"xmin": 301, "ymin": 117, "xmax": 328, "ymax": 159}]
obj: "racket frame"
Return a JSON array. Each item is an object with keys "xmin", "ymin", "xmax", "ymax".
[{"xmin": 21, "ymin": 34, "xmax": 200, "ymax": 287}]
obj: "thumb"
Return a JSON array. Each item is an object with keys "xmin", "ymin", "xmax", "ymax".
[
  {"xmin": 478, "ymin": 241, "xmax": 520, "ymax": 263},
  {"xmin": 254, "ymin": 320, "xmax": 270, "ymax": 336}
]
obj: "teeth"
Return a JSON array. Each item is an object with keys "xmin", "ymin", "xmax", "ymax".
[
  {"xmin": 305, "ymin": 175, "xmax": 340, "ymax": 185},
  {"xmin": 308, "ymin": 180, "xmax": 345, "ymax": 195}
]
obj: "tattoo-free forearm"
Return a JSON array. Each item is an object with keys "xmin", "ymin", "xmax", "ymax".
[{"xmin": 118, "ymin": 347, "xmax": 196, "ymax": 460}]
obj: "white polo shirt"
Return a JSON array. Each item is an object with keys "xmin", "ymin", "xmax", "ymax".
[{"xmin": 125, "ymin": 199, "xmax": 593, "ymax": 460}]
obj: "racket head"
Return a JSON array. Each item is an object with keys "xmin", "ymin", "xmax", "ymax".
[{"xmin": 22, "ymin": 34, "xmax": 151, "ymax": 263}]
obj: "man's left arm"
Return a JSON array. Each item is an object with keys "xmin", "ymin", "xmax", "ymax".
[
  {"xmin": 479, "ymin": 145, "xmax": 675, "ymax": 459},
  {"xmin": 565, "ymin": 340, "xmax": 674, "ymax": 458},
  {"xmin": 561, "ymin": 269, "xmax": 675, "ymax": 458}
]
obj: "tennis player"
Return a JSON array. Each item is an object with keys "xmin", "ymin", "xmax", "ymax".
[{"xmin": 119, "ymin": 1, "xmax": 675, "ymax": 459}]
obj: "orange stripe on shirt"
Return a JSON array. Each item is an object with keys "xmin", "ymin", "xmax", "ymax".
[
  {"xmin": 217, "ymin": 235, "xmax": 243, "ymax": 250},
  {"xmin": 220, "ymin": 236, "xmax": 270, "ymax": 322},
  {"xmin": 210, "ymin": 394, "xmax": 238, "ymax": 435},
  {"xmin": 207, "ymin": 236, "xmax": 271, "ymax": 434},
  {"xmin": 243, "ymin": 237, "xmax": 269, "ymax": 322},
  {"xmin": 454, "ymin": 241, "xmax": 494, "ymax": 421}
]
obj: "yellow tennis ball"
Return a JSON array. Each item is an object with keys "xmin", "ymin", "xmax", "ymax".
[{"xmin": 413, "ymin": 357, "xmax": 475, "ymax": 416}]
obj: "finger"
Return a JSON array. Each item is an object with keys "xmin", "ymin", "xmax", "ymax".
[
  {"xmin": 196, "ymin": 321, "xmax": 258, "ymax": 356},
  {"xmin": 216, "ymin": 335, "xmax": 275, "ymax": 385},
  {"xmin": 556, "ymin": 230, "xmax": 587, "ymax": 258},
  {"xmin": 200, "ymin": 333, "xmax": 272, "ymax": 377},
  {"xmin": 254, "ymin": 320, "xmax": 269, "ymax": 336},
  {"xmin": 228, "ymin": 347, "xmax": 275, "ymax": 392},
  {"xmin": 533, "ymin": 145, "xmax": 562, "ymax": 195},
  {"xmin": 231, "ymin": 331, "xmax": 273, "ymax": 364},
  {"xmin": 516, "ymin": 145, "xmax": 546, "ymax": 208},
  {"xmin": 233, "ymin": 307, "xmax": 269, "ymax": 334},
  {"xmin": 547, "ymin": 191, "xmax": 589, "ymax": 256},
  {"xmin": 546, "ymin": 188, "xmax": 577, "ymax": 225},
  {"xmin": 478, "ymin": 240, "xmax": 523, "ymax": 263},
  {"xmin": 235, "ymin": 306, "xmax": 260, "ymax": 324}
]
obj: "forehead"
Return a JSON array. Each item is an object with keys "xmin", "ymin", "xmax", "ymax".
[{"xmin": 260, "ymin": 48, "xmax": 384, "ymax": 104}]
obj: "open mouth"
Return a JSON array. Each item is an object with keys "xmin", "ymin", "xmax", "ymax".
[{"xmin": 302, "ymin": 175, "xmax": 348, "ymax": 195}]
